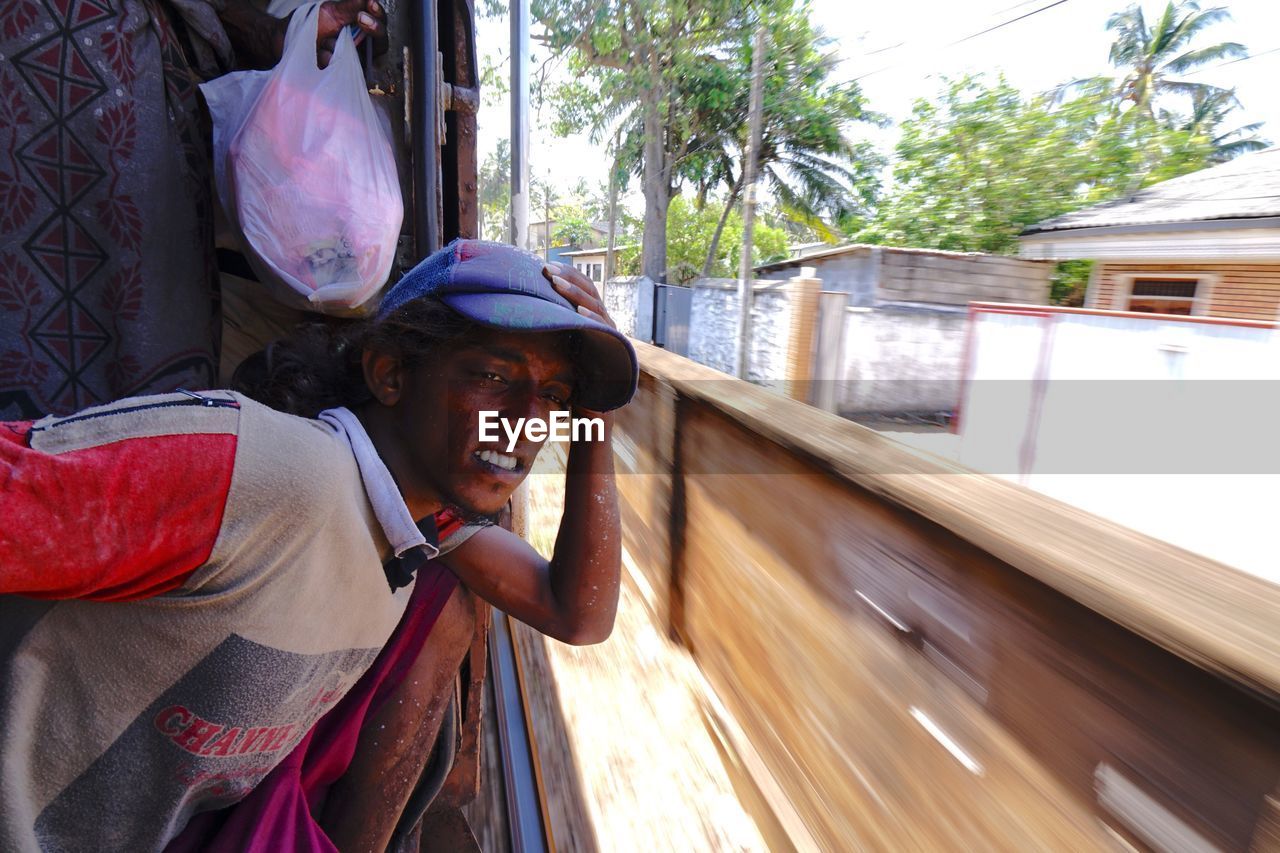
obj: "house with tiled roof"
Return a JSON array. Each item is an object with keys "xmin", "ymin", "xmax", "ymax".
[{"xmin": 1019, "ymin": 147, "xmax": 1280, "ymax": 322}]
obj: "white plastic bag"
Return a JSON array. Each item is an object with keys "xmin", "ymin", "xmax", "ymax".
[{"xmin": 201, "ymin": 4, "xmax": 402, "ymax": 314}]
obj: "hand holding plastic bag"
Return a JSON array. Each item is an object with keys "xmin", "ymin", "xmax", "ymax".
[{"xmin": 203, "ymin": 3, "xmax": 402, "ymax": 314}]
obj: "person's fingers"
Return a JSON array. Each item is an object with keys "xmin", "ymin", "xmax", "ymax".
[
  {"xmin": 544, "ymin": 262, "xmax": 601, "ymax": 301},
  {"xmin": 357, "ymin": 11, "xmax": 379, "ymax": 34},
  {"xmin": 363, "ymin": 0, "xmax": 389, "ymax": 55},
  {"xmin": 315, "ymin": 0, "xmax": 350, "ymax": 41},
  {"xmin": 566, "ymin": 264, "xmax": 602, "ymax": 300},
  {"xmin": 317, "ymin": 37, "xmax": 336, "ymax": 68},
  {"xmin": 316, "ymin": 0, "xmax": 389, "ymax": 62},
  {"xmin": 542, "ymin": 262, "xmax": 617, "ymax": 330},
  {"xmin": 552, "ymin": 276, "xmax": 617, "ymax": 330},
  {"xmin": 574, "ymin": 305, "xmax": 611, "ymax": 326},
  {"xmin": 549, "ymin": 274, "xmax": 604, "ymax": 314},
  {"xmin": 317, "ymin": 0, "xmax": 381, "ymax": 40}
]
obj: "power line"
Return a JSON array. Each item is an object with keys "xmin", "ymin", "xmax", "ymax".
[
  {"xmin": 949, "ymin": 0, "xmax": 1072, "ymax": 47},
  {"xmin": 991, "ymin": 0, "xmax": 1050, "ymax": 15},
  {"xmin": 848, "ymin": 0, "xmax": 1074, "ymax": 82},
  {"xmin": 864, "ymin": 41, "xmax": 905, "ymax": 57}
]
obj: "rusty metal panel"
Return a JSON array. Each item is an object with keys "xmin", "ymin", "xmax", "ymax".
[
  {"xmin": 435, "ymin": 597, "xmax": 492, "ymax": 809},
  {"xmin": 441, "ymin": 0, "xmax": 479, "ymax": 239},
  {"xmin": 417, "ymin": 806, "xmax": 482, "ymax": 852}
]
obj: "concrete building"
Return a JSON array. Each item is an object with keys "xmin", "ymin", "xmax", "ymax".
[
  {"xmin": 755, "ymin": 243, "xmax": 1053, "ymax": 308},
  {"xmin": 1020, "ymin": 146, "xmax": 1280, "ymax": 322},
  {"xmin": 752, "ymin": 244, "xmax": 1054, "ymax": 417},
  {"xmin": 559, "ymin": 245, "xmax": 619, "ymax": 285}
]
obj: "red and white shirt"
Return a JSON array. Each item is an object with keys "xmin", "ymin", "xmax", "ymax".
[{"xmin": 0, "ymin": 390, "xmax": 479, "ymax": 852}]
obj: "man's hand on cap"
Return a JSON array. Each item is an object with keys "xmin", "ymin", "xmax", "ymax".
[{"xmin": 543, "ymin": 264, "xmax": 615, "ymax": 330}]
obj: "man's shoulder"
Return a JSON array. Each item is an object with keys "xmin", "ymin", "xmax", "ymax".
[
  {"xmin": 27, "ymin": 390, "xmax": 243, "ymax": 455},
  {"xmin": 229, "ymin": 394, "xmax": 360, "ymax": 495}
]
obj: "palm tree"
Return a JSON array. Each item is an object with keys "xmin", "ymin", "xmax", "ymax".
[
  {"xmin": 1167, "ymin": 88, "xmax": 1270, "ymax": 162},
  {"xmin": 1048, "ymin": 2, "xmax": 1258, "ymax": 191},
  {"xmin": 1105, "ymin": 1, "xmax": 1245, "ymax": 117},
  {"xmin": 698, "ymin": 12, "xmax": 885, "ymax": 276}
]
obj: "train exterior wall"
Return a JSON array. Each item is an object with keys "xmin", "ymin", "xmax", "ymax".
[{"xmin": 613, "ymin": 340, "xmax": 1280, "ymax": 851}]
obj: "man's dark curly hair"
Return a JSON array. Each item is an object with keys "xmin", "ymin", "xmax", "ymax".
[{"xmin": 231, "ymin": 297, "xmax": 475, "ymax": 418}]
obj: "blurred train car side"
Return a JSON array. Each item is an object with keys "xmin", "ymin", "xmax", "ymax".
[{"xmin": 613, "ymin": 341, "xmax": 1280, "ymax": 852}]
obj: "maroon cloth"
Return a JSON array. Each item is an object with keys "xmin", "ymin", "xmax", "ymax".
[
  {"xmin": 1, "ymin": 0, "xmax": 221, "ymax": 419},
  {"xmin": 165, "ymin": 561, "xmax": 460, "ymax": 852}
]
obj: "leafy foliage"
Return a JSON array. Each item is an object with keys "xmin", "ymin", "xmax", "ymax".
[
  {"xmin": 479, "ymin": 139, "xmax": 512, "ymax": 241},
  {"xmin": 614, "ymin": 194, "xmax": 787, "ymax": 282},
  {"xmin": 1058, "ymin": 2, "xmax": 1265, "ymax": 161},
  {"xmin": 535, "ymin": 0, "xmax": 764, "ymax": 278},
  {"xmin": 861, "ymin": 75, "xmax": 1214, "ymax": 258},
  {"xmin": 689, "ymin": 8, "xmax": 885, "ymax": 272},
  {"xmin": 550, "ymin": 210, "xmax": 596, "ymax": 247},
  {"xmin": 1105, "ymin": 1, "xmax": 1244, "ymax": 117},
  {"xmin": 1167, "ymin": 87, "xmax": 1269, "ymax": 162},
  {"xmin": 1050, "ymin": 260, "xmax": 1094, "ymax": 306}
]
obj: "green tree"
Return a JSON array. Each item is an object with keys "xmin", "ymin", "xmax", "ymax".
[
  {"xmin": 536, "ymin": 0, "xmax": 756, "ymax": 281},
  {"xmin": 617, "ymin": 194, "xmax": 787, "ymax": 283},
  {"xmin": 698, "ymin": 7, "xmax": 885, "ymax": 276},
  {"xmin": 1051, "ymin": 2, "xmax": 1262, "ymax": 164},
  {"xmin": 550, "ymin": 208, "xmax": 595, "ymax": 247},
  {"xmin": 863, "ymin": 75, "xmax": 1212, "ymax": 258},
  {"xmin": 1105, "ymin": 1, "xmax": 1244, "ymax": 118},
  {"xmin": 479, "ymin": 140, "xmax": 512, "ymax": 242},
  {"xmin": 1168, "ymin": 87, "xmax": 1269, "ymax": 162}
]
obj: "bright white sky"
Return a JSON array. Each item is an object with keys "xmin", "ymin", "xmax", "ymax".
[{"xmin": 475, "ymin": 0, "xmax": 1280, "ymax": 214}]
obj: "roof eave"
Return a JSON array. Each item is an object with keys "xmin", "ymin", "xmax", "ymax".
[{"xmin": 1021, "ymin": 215, "xmax": 1280, "ymax": 240}]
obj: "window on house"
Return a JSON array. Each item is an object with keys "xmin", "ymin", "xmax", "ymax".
[
  {"xmin": 591, "ymin": 263, "xmax": 603, "ymax": 282},
  {"xmin": 1126, "ymin": 278, "xmax": 1200, "ymax": 315}
]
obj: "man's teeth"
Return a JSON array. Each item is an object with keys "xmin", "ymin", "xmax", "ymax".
[{"xmin": 476, "ymin": 449, "xmax": 519, "ymax": 471}]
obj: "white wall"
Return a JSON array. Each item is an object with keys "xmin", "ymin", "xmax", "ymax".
[
  {"xmin": 687, "ymin": 279, "xmax": 792, "ymax": 385},
  {"xmin": 958, "ymin": 309, "xmax": 1280, "ymax": 580},
  {"xmin": 836, "ymin": 305, "xmax": 968, "ymax": 414},
  {"xmin": 602, "ymin": 277, "xmax": 640, "ymax": 338},
  {"xmin": 604, "ymin": 277, "xmax": 795, "ymax": 385}
]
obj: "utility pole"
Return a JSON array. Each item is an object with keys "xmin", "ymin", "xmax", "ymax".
[
  {"xmin": 509, "ymin": 0, "xmax": 530, "ymax": 540},
  {"xmin": 509, "ymin": 0, "xmax": 530, "ymax": 251},
  {"xmin": 605, "ymin": 129, "xmax": 621, "ymax": 285},
  {"xmin": 543, "ymin": 172, "xmax": 551, "ymax": 262},
  {"xmin": 735, "ymin": 24, "xmax": 767, "ymax": 380}
]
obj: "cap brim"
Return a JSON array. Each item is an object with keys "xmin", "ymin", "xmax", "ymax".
[{"xmin": 441, "ymin": 292, "xmax": 639, "ymax": 411}]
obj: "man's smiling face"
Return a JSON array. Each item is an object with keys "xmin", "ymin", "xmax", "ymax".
[{"xmin": 388, "ymin": 326, "xmax": 576, "ymax": 518}]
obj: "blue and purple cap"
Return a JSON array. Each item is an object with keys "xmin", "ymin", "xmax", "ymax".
[{"xmin": 377, "ymin": 239, "xmax": 638, "ymax": 411}]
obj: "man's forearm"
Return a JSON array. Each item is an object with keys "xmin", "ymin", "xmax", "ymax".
[{"xmin": 548, "ymin": 411, "xmax": 620, "ymax": 644}]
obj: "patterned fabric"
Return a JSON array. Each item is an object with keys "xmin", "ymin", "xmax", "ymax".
[{"xmin": 0, "ymin": 0, "xmax": 224, "ymax": 419}]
